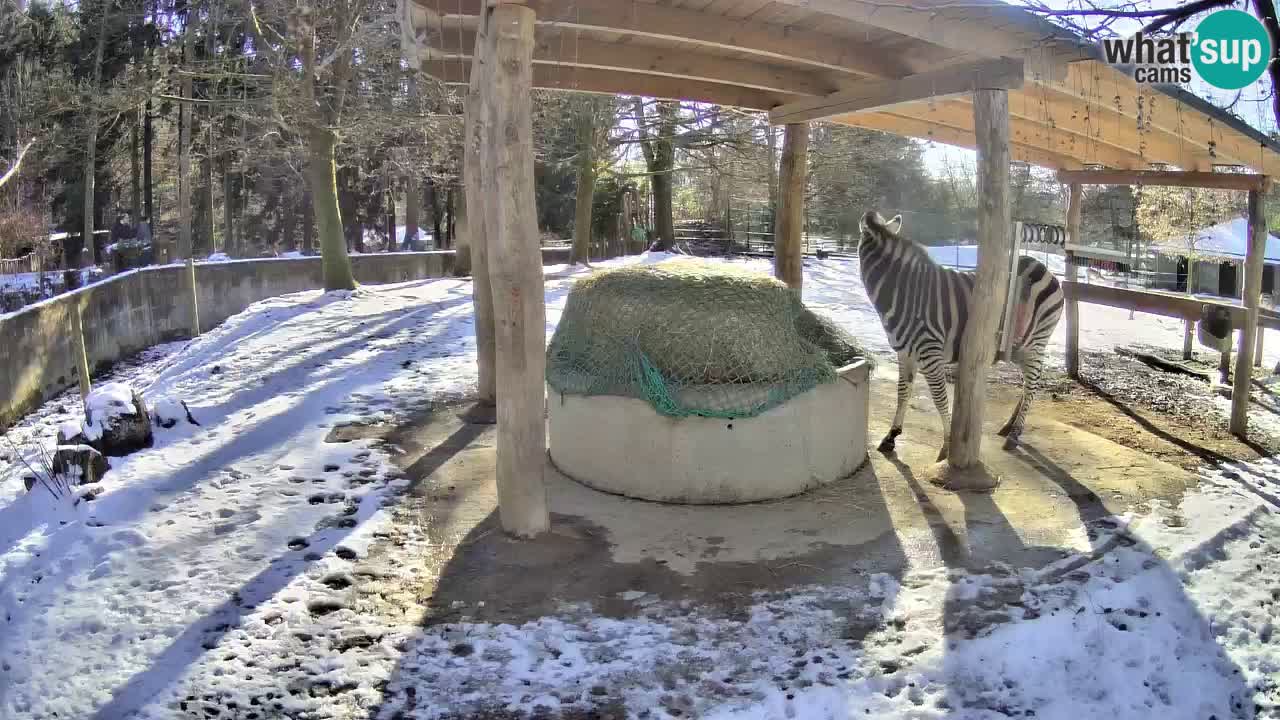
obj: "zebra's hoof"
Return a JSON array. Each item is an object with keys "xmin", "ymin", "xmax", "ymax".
[
  {"xmin": 935, "ymin": 447, "xmax": 949, "ymax": 463},
  {"xmin": 996, "ymin": 424, "xmax": 1013, "ymax": 437},
  {"xmin": 877, "ymin": 437, "xmax": 897, "ymax": 454},
  {"xmin": 1002, "ymin": 435, "xmax": 1020, "ymax": 451}
]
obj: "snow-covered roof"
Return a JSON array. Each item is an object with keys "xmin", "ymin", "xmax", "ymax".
[{"xmin": 1153, "ymin": 217, "xmax": 1280, "ymax": 266}]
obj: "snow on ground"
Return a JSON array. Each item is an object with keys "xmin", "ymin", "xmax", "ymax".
[{"xmin": 0, "ymin": 252, "xmax": 1278, "ymax": 719}]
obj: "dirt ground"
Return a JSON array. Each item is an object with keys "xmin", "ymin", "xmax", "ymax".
[
  {"xmin": 341, "ymin": 351, "xmax": 1279, "ymax": 719},
  {"xmin": 347, "ymin": 347, "xmax": 1266, "ymax": 621},
  {"xmin": 1010, "ymin": 346, "xmax": 1280, "ymax": 470}
]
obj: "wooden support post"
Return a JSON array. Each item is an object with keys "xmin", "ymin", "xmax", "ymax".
[
  {"xmin": 464, "ymin": 9, "xmax": 496, "ymax": 403},
  {"xmin": 1230, "ymin": 188, "xmax": 1267, "ymax": 437},
  {"xmin": 998, "ymin": 221, "xmax": 1023, "ymax": 362},
  {"xmin": 187, "ymin": 257, "xmax": 201, "ymax": 336},
  {"xmin": 1064, "ymin": 183, "xmax": 1082, "ymax": 380},
  {"xmin": 1220, "ymin": 348, "xmax": 1232, "ymax": 385},
  {"xmin": 480, "ymin": 3, "xmax": 549, "ymax": 537},
  {"xmin": 1256, "ymin": 326, "xmax": 1265, "ymax": 368},
  {"xmin": 944, "ymin": 88, "xmax": 1011, "ymax": 483},
  {"xmin": 774, "ymin": 122, "xmax": 808, "ymax": 290},
  {"xmin": 71, "ymin": 301, "xmax": 92, "ymax": 403},
  {"xmin": 1183, "ymin": 320, "xmax": 1194, "ymax": 360}
]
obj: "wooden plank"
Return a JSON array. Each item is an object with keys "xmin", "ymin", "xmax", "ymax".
[
  {"xmin": 1018, "ymin": 82, "xmax": 1212, "ymax": 171},
  {"xmin": 1056, "ymin": 169, "xmax": 1270, "ymax": 192},
  {"xmin": 1064, "ymin": 185, "xmax": 1082, "ymax": 379},
  {"xmin": 832, "ymin": 111, "xmax": 1084, "ymax": 169},
  {"xmin": 873, "ymin": 99, "xmax": 1150, "ymax": 170},
  {"xmin": 1062, "ymin": 281, "xmax": 1280, "ymax": 331},
  {"xmin": 774, "ymin": 122, "xmax": 807, "ymax": 289},
  {"xmin": 949, "ymin": 88, "xmax": 1012, "ymax": 472},
  {"xmin": 763, "ymin": 0, "xmax": 1087, "ymax": 80},
  {"xmin": 1053, "ymin": 62, "xmax": 1280, "ymax": 175},
  {"xmin": 769, "ymin": 58, "xmax": 1024, "ymax": 125},
  {"xmin": 425, "ymin": 58, "xmax": 797, "ymax": 110},
  {"xmin": 417, "ymin": 0, "xmax": 912, "ymax": 78},
  {"xmin": 1231, "ymin": 189, "xmax": 1267, "ymax": 436},
  {"xmin": 481, "ymin": 3, "xmax": 549, "ymax": 538},
  {"xmin": 433, "ymin": 28, "xmax": 836, "ymax": 96}
]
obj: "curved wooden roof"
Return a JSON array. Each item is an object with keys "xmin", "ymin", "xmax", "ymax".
[{"xmin": 402, "ymin": 0, "xmax": 1280, "ymax": 174}]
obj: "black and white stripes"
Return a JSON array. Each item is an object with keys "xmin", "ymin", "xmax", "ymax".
[{"xmin": 858, "ymin": 211, "xmax": 1064, "ymax": 461}]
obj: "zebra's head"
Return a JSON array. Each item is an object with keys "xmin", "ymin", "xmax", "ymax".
[{"xmin": 859, "ymin": 211, "xmax": 903, "ymax": 248}]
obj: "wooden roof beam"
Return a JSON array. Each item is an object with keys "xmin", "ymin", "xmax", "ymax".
[
  {"xmin": 415, "ymin": 0, "xmax": 912, "ymax": 79},
  {"xmin": 832, "ymin": 111, "xmax": 1084, "ymax": 170},
  {"xmin": 1013, "ymin": 83, "xmax": 1213, "ymax": 171},
  {"xmin": 1056, "ymin": 169, "xmax": 1271, "ymax": 191},
  {"xmin": 870, "ymin": 99, "xmax": 1151, "ymax": 169},
  {"xmin": 1051, "ymin": 62, "xmax": 1280, "ymax": 173},
  {"xmin": 769, "ymin": 58, "xmax": 1023, "ymax": 125},
  {"xmin": 423, "ymin": 58, "xmax": 800, "ymax": 110},
  {"xmin": 765, "ymin": 0, "xmax": 1090, "ymax": 81},
  {"xmin": 430, "ymin": 28, "xmax": 838, "ymax": 96}
]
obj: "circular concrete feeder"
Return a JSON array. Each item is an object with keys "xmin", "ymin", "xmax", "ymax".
[{"xmin": 548, "ymin": 360, "xmax": 871, "ymax": 504}]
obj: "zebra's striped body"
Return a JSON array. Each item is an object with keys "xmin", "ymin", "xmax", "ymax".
[{"xmin": 858, "ymin": 211, "xmax": 1064, "ymax": 460}]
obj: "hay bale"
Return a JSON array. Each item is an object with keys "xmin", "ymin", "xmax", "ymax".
[{"xmin": 546, "ymin": 259, "xmax": 872, "ymax": 418}]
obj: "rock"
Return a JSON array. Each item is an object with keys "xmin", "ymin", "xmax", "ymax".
[
  {"xmin": 57, "ymin": 419, "xmax": 89, "ymax": 446},
  {"xmin": 23, "ymin": 475, "xmax": 37, "ymax": 492},
  {"xmin": 84, "ymin": 383, "xmax": 153, "ymax": 456},
  {"xmin": 53, "ymin": 444, "xmax": 110, "ymax": 485},
  {"xmin": 151, "ymin": 398, "xmax": 200, "ymax": 429}
]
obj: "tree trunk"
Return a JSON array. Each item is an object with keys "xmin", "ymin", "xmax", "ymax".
[
  {"xmin": 306, "ymin": 127, "xmax": 356, "ymax": 290},
  {"xmin": 222, "ymin": 155, "xmax": 234, "ymax": 255},
  {"xmin": 446, "ymin": 185, "xmax": 456, "ymax": 244},
  {"xmin": 302, "ymin": 189, "xmax": 314, "ymax": 254},
  {"xmin": 1231, "ymin": 190, "xmax": 1267, "ymax": 436},
  {"xmin": 201, "ymin": 128, "xmax": 215, "ymax": 254},
  {"xmin": 774, "ymin": 122, "xmax": 807, "ymax": 290},
  {"xmin": 385, "ymin": 182, "xmax": 396, "ymax": 252},
  {"xmin": 480, "ymin": 3, "xmax": 548, "ymax": 537},
  {"xmin": 144, "ymin": 98, "xmax": 153, "ymax": 222},
  {"xmin": 430, "ymin": 180, "xmax": 444, "ymax": 247},
  {"xmin": 765, "ymin": 122, "xmax": 778, "ymax": 237},
  {"xmin": 631, "ymin": 97, "xmax": 677, "ymax": 251},
  {"xmin": 130, "ymin": 115, "xmax": 141, "ymax": 219},
  {"xmin": 570, "ymin": 101, "xmax": 597, "ymax": 266},
  {"xmin": 82, "ymin": 6, "xmax": 111, "ymax": 267},
  {"xmin": 463, "ymin": 6, "xmax": 495, "ymax": 401},
  {"xmin": 1064, "ymin": 185, "xmax": 1082, "ymax": 378},
  {"xmin": 651, "ymin": 171, "xmax": 674, "ymax": 250},
  {"xmin": 946, "ymin": 88, "xmax": 1011, "ymax": 480},
  {"xmin": 281, "ymin": 193, "xmax": 296, "ymax": 253},
  {"xmin": 404, "ymin": 175, "xmax": 420, "ymax": 250},
  {"xmin": 177, "ymin": 21, "xmax": 194, "ymax": 259}
]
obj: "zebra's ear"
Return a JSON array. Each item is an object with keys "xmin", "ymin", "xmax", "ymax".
[{"xmin": 886, "ymin": 215, "xmax": 903, "ymax": 234}]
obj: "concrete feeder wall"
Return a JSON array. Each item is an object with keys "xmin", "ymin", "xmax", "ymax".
[{"xmin": 547, "ymin": 360, "xmax": 871, "ymax": 504}]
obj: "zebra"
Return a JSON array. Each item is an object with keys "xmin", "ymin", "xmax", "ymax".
[{"xmin": 858, "ymin": 210, "xmax": 1064, "ymax": 461}]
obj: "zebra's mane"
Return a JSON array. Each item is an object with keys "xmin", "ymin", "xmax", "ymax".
[{"xmin": 863, "ymin": 215, "xmax": 941, "ymax": 270}]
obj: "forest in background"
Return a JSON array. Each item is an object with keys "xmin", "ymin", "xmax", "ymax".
[{"xmin": 0, "ymin": 0, "xmax": 1274, "ymax": 275}]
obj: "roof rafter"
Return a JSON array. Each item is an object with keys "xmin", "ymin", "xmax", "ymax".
[
  {"xmin": 412, "ymin": 0, "xmax": 912, "ymax": 78},
  {"xmin": 769, "ymin": 58, "xmax": 1023, "ymax": 124}
]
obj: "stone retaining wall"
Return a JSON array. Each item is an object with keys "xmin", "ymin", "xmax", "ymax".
[{"xmin": 0, "ymin": 247, "xmax": 581, "ymax": 430}]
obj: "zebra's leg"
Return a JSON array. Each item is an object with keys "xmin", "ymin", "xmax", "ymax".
[
  {"xmin": 1000, "ymin": 345, "xmax": 1047, "ymax": 450},
  {"xmin": 877, "ymin": 352, "xmax": 916, "ymax": 454},
  {"xmin": 918, "ymin": 350, "xmax": 952, "ymax": 462}
]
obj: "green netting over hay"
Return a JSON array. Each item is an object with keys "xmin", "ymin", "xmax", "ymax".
[{"xmin": 546, "ymin": 259, "xmax": 874, "ymax": 419}]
